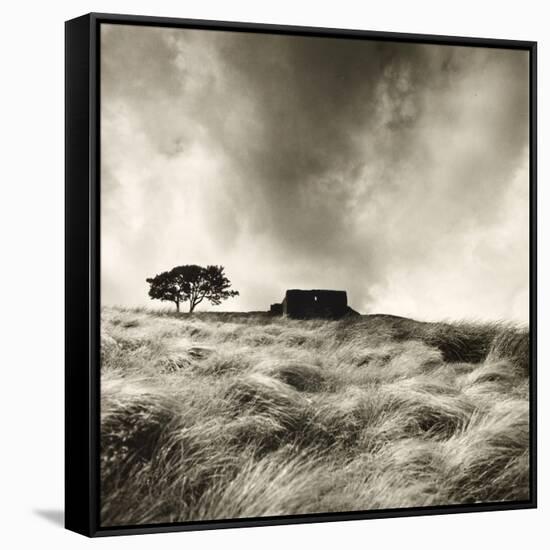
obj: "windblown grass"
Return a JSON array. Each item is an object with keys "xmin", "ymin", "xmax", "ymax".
[{"xmin": 100, "ymin": 307, "xmax": 530, "ymax": 526}]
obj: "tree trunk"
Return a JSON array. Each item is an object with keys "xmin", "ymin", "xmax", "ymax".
[
  {"xmin": 175, "ymin": 301, "xmax": 180, "ymax": 312},
  {"xmin": 189, "ymin": 302, "xmax": 195, "ymax": 313}
]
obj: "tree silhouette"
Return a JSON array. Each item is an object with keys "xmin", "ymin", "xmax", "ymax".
[{"xmin": 146, "ymin": 265, "xmax": 239, "ymax": 312}]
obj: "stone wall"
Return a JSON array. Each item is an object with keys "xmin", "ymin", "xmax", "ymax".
[{"xmin": 282, "ymin": 289, "xmax": 348, "ymax": 319}]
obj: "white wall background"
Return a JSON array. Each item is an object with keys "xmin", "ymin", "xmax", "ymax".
[{"xmin": 0, "ymin": 0, "xmax": 546, "ymax": 548}]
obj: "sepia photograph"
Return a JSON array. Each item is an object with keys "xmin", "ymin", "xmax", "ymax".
[{"xmin": 99, "ymin": 22, "xmax": 531, "ymax": 527}]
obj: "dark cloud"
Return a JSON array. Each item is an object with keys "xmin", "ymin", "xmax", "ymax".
[{"xmin": 100, "ymin": 24, "xmax": 529, "ymax": 321}]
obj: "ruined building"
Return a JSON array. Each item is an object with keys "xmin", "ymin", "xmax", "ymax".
[{"xmin": 270, "ymin": 289, "xmax": 359, "ymax": 319}]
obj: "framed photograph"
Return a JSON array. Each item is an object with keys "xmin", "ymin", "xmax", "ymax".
[{"xmin": 65, "ymin": 12, "xmax": 537, "ymax": 537}]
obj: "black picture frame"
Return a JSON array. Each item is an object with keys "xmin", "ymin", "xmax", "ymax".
[{"xmin": 65, "ymin": 12, "xmax": 537, "ymax": 537}]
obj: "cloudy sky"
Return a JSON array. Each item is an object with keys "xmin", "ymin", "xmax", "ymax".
[{"xmin": 100, "ymin": 24, "xmax": 530, "ymax": 322}]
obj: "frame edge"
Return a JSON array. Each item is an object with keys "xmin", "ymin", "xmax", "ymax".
[{"xmin": 65, "ymin": 13, "xmax": 98, "ymax": 538}]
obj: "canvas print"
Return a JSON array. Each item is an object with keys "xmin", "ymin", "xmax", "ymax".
[{"xmin": 99, "ymin": 23, "xmax": 531, "ymax": 527}]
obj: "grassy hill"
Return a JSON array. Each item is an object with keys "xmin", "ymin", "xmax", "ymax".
[{"xmin": 100, "ymin": 307, "xmax": 530, "ymax": 526}]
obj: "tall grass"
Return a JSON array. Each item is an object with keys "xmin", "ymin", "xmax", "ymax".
[{"xmin": 100, "ymin": 307, "xmax": 530, "ymax": 526}]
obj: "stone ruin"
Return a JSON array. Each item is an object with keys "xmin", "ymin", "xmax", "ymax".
[{"xmin": 269, "ymin": 289, "xmax": 359, "ymax": 319}]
